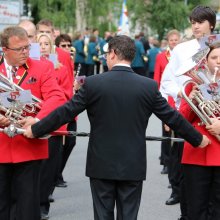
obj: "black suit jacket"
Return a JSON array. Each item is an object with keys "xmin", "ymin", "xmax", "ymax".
[{"xmin": 32, "ymin": 66, "xmax": 202, "ymax": 181}]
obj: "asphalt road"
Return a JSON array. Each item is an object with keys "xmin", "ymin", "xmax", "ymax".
[{"xmin": 49, "ymin": 112, "xmax": 180, "ymax": 220}]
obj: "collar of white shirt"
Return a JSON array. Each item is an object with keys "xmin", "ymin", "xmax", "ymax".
[{"xmin": 113, "ymin": 63, "xmax": 130, "ymax": 68}]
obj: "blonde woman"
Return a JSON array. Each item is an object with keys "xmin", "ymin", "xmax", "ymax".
[{"xmin": 36, "ymin": 33, "xmax": 76, "ymax": 220}]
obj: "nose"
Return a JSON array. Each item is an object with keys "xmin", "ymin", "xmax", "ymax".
[
  {"xmin": 217, "ymin": 56, "xmax": 220, "ymax": 64},
  {"xmin": 193, "ymin": 22, "xmax": 200, "ymax": 28}
]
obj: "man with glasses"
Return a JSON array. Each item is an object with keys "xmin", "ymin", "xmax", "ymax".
[
  {"xmin": 23, "ymin": 35, "xmax": 210, "ymax": 220},
  {"xmin": 0, "ymin": 26, "xmax": 66, "ymax": 220}
]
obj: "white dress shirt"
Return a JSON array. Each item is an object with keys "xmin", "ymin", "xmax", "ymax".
[
  {"xmin": 4, "ymin": 58, "xmax": 17, "ymax": 83},
  {"xmin": 160, "ymin": 39, "xmax": 201, "ymax": 109}
]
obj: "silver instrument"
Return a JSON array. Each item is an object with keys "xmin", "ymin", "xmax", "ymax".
[
  {"xmin": 176, "ymin": 47, "xmax": 220, "ymax": 141},
  {"xmin": 0, "ymin": 73, "xmax": 42, "ymax": 125}
]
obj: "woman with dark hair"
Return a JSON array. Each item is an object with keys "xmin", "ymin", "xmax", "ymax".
[{"xmin": 55, "ymin": 34, "xmax": 75, "ymax": 61}]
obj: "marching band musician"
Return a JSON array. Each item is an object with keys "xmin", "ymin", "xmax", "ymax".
[
  {"xmin": 73, "ymin": 32, "xmax": 86, "ymax": 76},
  {"xmin": 154, "ymin": 29, "xmax": 181, "ymax": 177},
  {"xmin": 36, "ymin": 32, "xmax": 72, "ymax": 220},
  {"xmin": 0, "ymin": 26, "xmax": 66, "ymax": 220},
  {"xmin": 18, "ymin": 19, "xmax": 37, "ymax": 43},
  {"xmin": 36, "ymin": 20, "xmax": 76, "ymax": 191},
  {"xmin": 84, "ymin": 34, "xmax": 99, "ymax": 76},
  {"xmin": 55, "ymin": 33, "xmax": 76, "ymax": 62},
  {"xmin": 38, "ymin": 31, "xmax": 77, "ymax": 185},
  {"xmin": 36, "ymin": 19, "xmax": 74, "ymax": 87},
  {"xmin": 160, "ymin": 5, "xmax": 216, "ymax": 219},
  {"xmin": 179, "ymin": 42, "xmax": 220, "ymax": 220},
  {"xmin": 131, "ymin": 34, "xmax": 146, "ymax": 77}
]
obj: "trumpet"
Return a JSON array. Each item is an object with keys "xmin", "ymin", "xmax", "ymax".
[
  {"xmin": 0, "ymin": 73, "xmax": 42, "ymax": 125},
  {"xmin": 177, "ymin": 47, "xmax": 220, "ymax": 141}
]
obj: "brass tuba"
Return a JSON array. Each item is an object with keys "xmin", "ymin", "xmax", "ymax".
[
  {"xmin": 176, "ymin": 47, "xmax": 220, "ymax": 141},
  {"xmin": 0, "ymin": 73, "xmax": 42, "ymax": 125}
]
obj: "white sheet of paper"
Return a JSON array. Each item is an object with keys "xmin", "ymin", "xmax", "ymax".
[
  {"xmin": 199, "ymin": 82, "xmax": 220, "ymax": 101},
  {"xmin": 29, "ymin": 43, "xmax": 41, "ymax": 60},
  {"xmin": 0, "ymin": 90, "xmax": 33, "ymax": 108},
  {"xmin": 49, "ymin": 54, "xmax": 58, "ymax": 68}
]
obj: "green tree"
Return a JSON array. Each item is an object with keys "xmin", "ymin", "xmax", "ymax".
[
  {"xmin": 27, "ymin": 0, "xmax": 118, "ymax": 35},
  {"xmin": 28, "ymin": 0, "xmax": 75, "ymax": 32},
  {"xmin": 128, "ymin": 0, "xmax": 211, "ymax": 40},
  {"xmin": 146, "ymin": 0, "xmax": 189, "ymax": 40},
  {"xmin": 26, "ymin": 0, "xmax": 212, "ymax": 37}
]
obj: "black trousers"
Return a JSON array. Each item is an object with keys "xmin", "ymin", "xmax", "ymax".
[
  {"xmin": 168, "ymin": 133, "xmax": 184, "ymax": 199},
  {"xmin": 95, "ymin": 61, "xmax": 100, "ymax": 74},
  {"xmin": 90, "ymin": 178, "xmax": 143, "ymax": 220},
  {"xmin": 40, "ymin": 136, "xmax": 63, "ymax": 212},
  {"xmin": 85, "ymin": 64, "xmax": 95, "ymax": 77},
  {"xmin": 168, "ymin": 133, "xmax": 187, "ymax": 217},
  {"xmin": 58, "ymin": 121, "xmax": 77, "ymax": 182},
  {"xmin": 0, "ymin": 160, "xmax": 41, "ymax": 220},
  {"xmin": 160, "ymin": 122, "xmax": 171, "ymax": 167},
  {"xmin": 183, "ymin": 164, "xmax": 220, "ymax": 220}
]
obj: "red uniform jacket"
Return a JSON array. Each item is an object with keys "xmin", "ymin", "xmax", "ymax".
[
  {"xmin": 56, "ymin": 47, "xmax": 74, "ymax": 87},
  {"xmin": 179, "ymin": 83, "xmax": 220, "ymax": 166},
  {"xmin": 55, "ymin": 48, "xmax": 77, "ymax": 121},
  {"xmin": 0, "ymin": 57, "xmax": 66, "ymax": 163},
  {"xmin": 40, "ymin": 57, "xmax": 73, "ymax": 100},
  {"xmin": 154, "ymin": 50, "xmax": 168, "ymax": 88},
  {"xmin": 154, "ymin": 49, "xmax": 175, "ymax": 108}
]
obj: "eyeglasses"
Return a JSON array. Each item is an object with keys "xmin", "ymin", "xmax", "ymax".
[
  {"xmin": 60, "ymin": 44, "xmax": 71, "ymax": 48},
  {"xmin": 6, "ymin": 44, "xmax": 31, "ymax": 53}
]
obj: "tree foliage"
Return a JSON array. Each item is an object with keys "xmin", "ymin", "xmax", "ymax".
[
  {"xmin": 25, "ymin": 0, "xmax": 213, "ymax": 38},
  {"xmin": 26, "ymin": 0, "xmax": 119, "ymax": 35},
  {"xmin": 128, "ymin": 0, "xmax": 211, "ymax": 40},
  {"xmin": 146, "ymin": 0, "xmax": 189, "ymax": 40}
]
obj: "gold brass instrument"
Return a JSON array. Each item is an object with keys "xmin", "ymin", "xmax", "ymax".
[
  {"xmin": 0, "ymin": 73, "xmax": 42, "ymax": 125},
  {"xmin": 176, "ymin": 47, "xmax": 220, "ymax": 141}
]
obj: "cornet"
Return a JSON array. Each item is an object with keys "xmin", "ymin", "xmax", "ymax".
[{"xmin": 176, "ymin": 47, "xmax": 220, "ymax": 141}]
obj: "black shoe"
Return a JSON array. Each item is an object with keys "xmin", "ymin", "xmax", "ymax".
[
  {"xmin": 48, "ymin": 194, "xmax": 54, "ymax": 203},
  {"xmin": 165, "ymin": 197, "xmax": 180, "ymax": 205},
  {"xmin": 56, "ymin": 180, "xmax": 67, "ymax": 188},
  {"xmin": 161, "ymin": 166, "xmax": 168, "ymax": 174},
  {"xmin": 41, "ymin": 212, "xmax": 49, "ymax": 220}
]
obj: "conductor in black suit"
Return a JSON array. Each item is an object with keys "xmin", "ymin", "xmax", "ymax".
[{"xmin": 22, "ymin": 35, "xmax": 210, "ymax": 220}]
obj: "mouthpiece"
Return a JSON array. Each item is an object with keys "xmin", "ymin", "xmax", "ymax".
[{"xmin": 213, "ymin": 67, "xmax": 219, "ymax": 83}]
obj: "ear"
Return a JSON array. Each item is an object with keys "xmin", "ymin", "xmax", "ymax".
[
  {"xmin": 109, "ymin": 51, "xmax": 115, "ymax": 60},
  {"xmin": 2, "ymin": 47, "xmax": 7, "ymax": 53}
]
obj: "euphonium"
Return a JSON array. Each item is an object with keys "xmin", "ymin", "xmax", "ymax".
[
  {"xmin": 0, "ymin": 73, "xmax": 42, "ymax": 125},
  {"xmin": 176, "ymin": 47, "xmax": 220, "ymax": 141}
]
